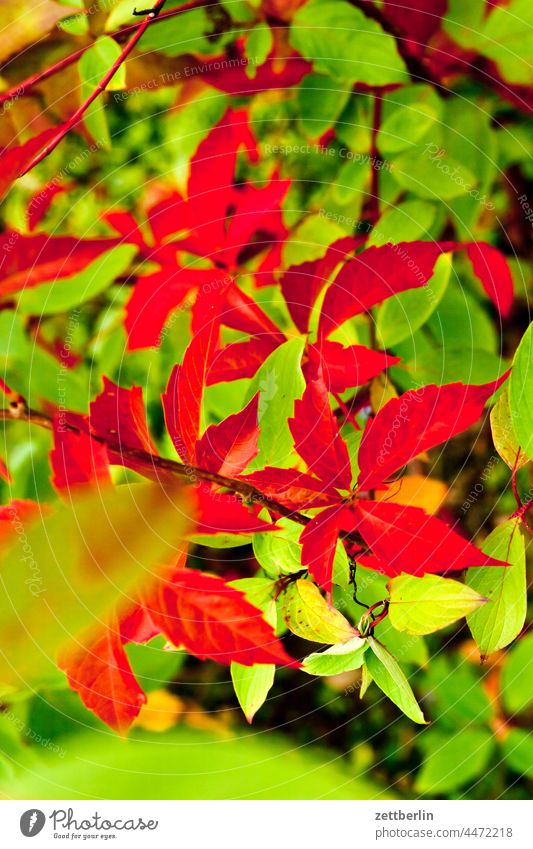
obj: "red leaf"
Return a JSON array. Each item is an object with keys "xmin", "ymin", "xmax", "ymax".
[
  {"xmin": 357, "ymin": 375, "xmax": 508, "ymax": 491},
  {"xmin": 194, "ymin": 487, "xmax": 275, "ymax": 536},
  {"xmin": 27, "ymin": 181, "xmax": 72, "ymax": 231},
  {"xmin": 0, "ymin": 128, "xmax": 58, "ymax": 203},
  {"xmin": 90, "ymin": 378, "xmax": 156, "ymax": 477},
  {"xmin": 314, "ymin": 340, "xmax": 399, "ymax": 393},
  {"xmin": 59, "ymin": 626, "xmax": 146, "ymax": 735},
  {"xmin": 104, "ymin": 209, "xmax": 149, "ymax": 253},
  {"xmin": 223, "ymin": 177, "xmax": 290, "ymax": 267},
  {"xmin": 146, "ymin": 567, "xmax": 298, "ymax": 667},
  {"xmin": 195, "ymin": 394, "xmax": 260, "ymax": 476},
  {"xmin": 352, "ymin": 499, "xmax": 507, "ymax": 577},
  {"xmin": 289, "ymin": 371, "xmax": 352, "ymax": 490},
  {"xmin": 208, "ymin": 336, "xmax": 280, "ymax": 384},
  {"xmin": 300, "ymin": 505, "xmax": 348, "ymax": 593},
  {"xmin": 125, "ymin": 263, "xmax": 217, "ymax": 350},
  {"xmin": 162, "ymin": 289, "xmax": 223, "ymax": 462},
  {"xmin": 281, "ymin": 236, "xmax": 356, "ymax": 333},
  {"xmin": 0, "ymin": 231, "xmax": 122, "ymax": 299},
  {"xmin": 242, "ymin": 466, "xmax": 340, "ymax": 510},
  {"xmin": 466, "ymin": 242, "xmax": 514, "ymax": 318},
  {"xmin": 241, "ymin": 467, "xmax": 340, "ymax": 509},
  {"xmin": 223, "ymin": 281, "xmax": 286, "ymax": 341},
  {"xmin": 51, "ymin": 418, "xmax": 110, "ymax": 492},
  {"xmin": 318, "ymin": 241, "xmax": 454, "ymax": 339},
  {"xmin": 146, "ymin": 190, "xmax": 188, "ymax": 247},
  {"xmin": 185, "ymin": 109, "xmax": 258, "ymax": 253}
]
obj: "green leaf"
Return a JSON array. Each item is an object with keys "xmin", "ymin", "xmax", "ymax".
[
  {"xmin": 501, "ymin": 729, "xmax": 533, "ymax": 779},
  {"xmin": 422, "ymin": 655, "xmax": 493, "ymax": 727},
  {"xmin": 187, "ymin": 532, "xmax": 254, "ymax": 548},
  {"xmin": 282, "ymin": 580, "xmax": 355, "ymax": 644},
  {"xmin": 365, "ymin": 638, "xmax": 427, "ymax": 724},
  {"xmin": 282, "ymin": 213, "xmax": 347, "ymax": 267},
  {"xmin": 303, "ymin": 636, "xmax": 367, "ymax": 676},
  {"xmin": 376, "ymin": 252, "xmax": 451, "ymax": 347},
  {"xmin": 466, "ymin": 520, "xmax": 526, "ymax": 658},
  {"xmin": 253, "ymin": 518, "xmax": 349, "ymax": 588},
  {"xmin": 0, "ymin": 482, "xmax": 191, "ymax": 694},
  {"xmin": 79, "ymin": 36, "xmax": 126, "ymax": 149},
  {"xmin": 367, "ymin": 200, "xmax": 437, "ymax": 247},
  {"xmin": 500, "ymin": 632, "xmax": 533, "ymax": 716},
  {"xmin": 443, "ymin": 0, "xmax": 485, "ymax": 49},
  {"xmin": 359, "ymin": 663, "xmax": 373, "ymax": 698},
  {"xmin": 17, "ymin": 245, "xmax": 136, "ymax": 315},
  {"xmin": 297, "ymin": 74, "xmax": 351, "ymax": 139},
  {"xmin": 509, "ymin": 320, "xmax": 533, "ymax": 461},
  {"xmin": 490, "ymin": 385, "xmax": 528, "ymax": 470},
  {"xmin": 245, "ymin": 23, "xmax": 273, "ymax": 79},
  {"xmin": 231, "ymin": 662, "xmax": 275, "ymax": 723},
  {"xmin": 229, "ymin": 578, "xmax": 277, "ymax": 628},
  {"xmin": 391, "ymin": 145, "xmax": 478, "ymax": 200},
  {"xmin": 388, "ymin": 573, "xmax": 487, "ymax": 636},
  {"xmin": 247, "ymin": 337, "xmax": 305, "ymax": 469},
  {"xmin": 378, "ymin": 85, "xmax": 441, "ymax": 156},
  {"xmin": 253, "ymin": 519, "xmax": 305, "ymax": 578},
  {"xmin": 391, "ymin": 347, "xmax": 507, "ymax": 391},
  {"xmin": 290, "ymin": 0, "xmax": 407, "ymax": 86},
  {"xmin": 126, "ymin": 637, "xmax": 185, "ymax": 695},
  {"xmin": 415, "ymin": 728, "xmax": 494, "ymax": 794},
  {"xmin": 479, "ymin": 0, "xmax": 533, "ymax": 85},
  {"xmin": 374, "ymin": 619, "xmax": 428, "ymax": 668},
  {"xmin": 0, "ymin": 312, "xmax": 89, "ymax": 413},
  {"xmin": 442, "ymin": 97, "xmax": 498, "ymax": 237},
  {"xmin": 428, "ymin": 279, "xmax": 498, "ymax": 355}
]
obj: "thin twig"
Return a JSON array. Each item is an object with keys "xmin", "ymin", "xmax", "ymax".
[{"xmin": 19, "ymin": 0, "xmax": 171, "ymax": 176}]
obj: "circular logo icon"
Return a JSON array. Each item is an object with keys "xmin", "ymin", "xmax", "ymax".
[{"xmin": 20, "ymin": 810, "xmax": 46, "ymax": 837}]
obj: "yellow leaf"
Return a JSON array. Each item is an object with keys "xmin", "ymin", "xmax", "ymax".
[{"xmin": 282, "ymin": 579, "xmax": 355, "ymax": 643}]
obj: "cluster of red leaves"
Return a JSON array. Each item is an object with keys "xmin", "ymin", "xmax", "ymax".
[{"xmin": 0, "ymin": 98, "xmax": 516, "ymax": 733}]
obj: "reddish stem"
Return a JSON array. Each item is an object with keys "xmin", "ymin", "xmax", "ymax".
[
  {"xmin": 18, "ymin": 0, "xmax": 176, "ymax": 175},
  {"xmin": 368, "ymin": 93, "xmax": 382, "ymax": 224},
  {"xmin": 0, "ymin": 0, "xmax": 207, "ymax": 109},
  {"xmin": 511, "ymin": 447, "xmax": 523, "ymax": 508}
]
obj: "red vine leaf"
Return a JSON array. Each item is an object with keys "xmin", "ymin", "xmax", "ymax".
[
  {"xmin": 146, "ymin": 567, "xmax": 299, "ymax": 667},
  {"xmin": 357, "ymin": 375, "xmax": 509, "ymax": 491},
  {"xmin": 352, "ymin": 499, "xmax": 507, "ymax": 577},
  {"xmin": 59, "ymin": 625, "xmax": 146, "ymax": 736},
  {"xmin": 195, "ymin": 394, "xmax": 260, "ymax": 476},
  {"xmin": 289, "ymin": 371, "xmax": 352, "ymax": 490}
]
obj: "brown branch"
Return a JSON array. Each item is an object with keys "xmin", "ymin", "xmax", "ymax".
[{"xmin": 0, "ymin": 402, "xmax": 367, "ymax": 549}]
